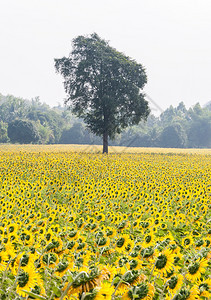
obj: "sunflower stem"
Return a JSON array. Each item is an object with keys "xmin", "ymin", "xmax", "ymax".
[
  {"xmin": 160, "ymin": 281, "xmax": 168, "ymax": 299},
  {"xmin": 111, "ymin": 278, "xmax": 123, "ymax": 299},
  {"xmin": 149, "ymin": 262, "xmax": 156, "ymax": 282},
  {"xmin": 81, "ymin": 292, "xmax": 86, "ymax": 300}
]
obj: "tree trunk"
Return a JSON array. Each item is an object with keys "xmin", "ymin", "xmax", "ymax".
[{"xmin": 103, "ymin": 131, "xmax": 108, "ymax": 153}]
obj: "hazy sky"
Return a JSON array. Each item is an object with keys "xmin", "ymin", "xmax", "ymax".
[{"xmin": 1, "ymin": 0, "xmax": 211, "ymax": 113}]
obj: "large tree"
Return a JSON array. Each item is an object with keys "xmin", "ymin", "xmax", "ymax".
[{"xmin": 55, "ymin": 33, "xmax": 150, "ymax": 153}]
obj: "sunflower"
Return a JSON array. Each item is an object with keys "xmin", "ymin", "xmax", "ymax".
[
  {"xmin": 100, "ymin": 264, "xmax": 116, "ymax": 281},
  {"xmin": 16, "ymin": 265, "xmax": 41, "ymax": 297},
  {"xmin": 12, "ymin": 252, "xmax": 34, "ymax": 275},
  {"xmin": 173, "ymin": 286, "xmax": 199, "ymax": 300},
  {"xmin": 115, "ymin": 234, "xmax": 132, "ymax": 253},
  {"xmin": 0, "ymin": 250, "xmax": 8, "ymax": 272},
  {"xmin": 4, "ymin": 241, "xmax": 16, "ymax": 260},
  {"xmin": 186, "ymin": 257, "xmax": 208, "ymax": 283},
  {"xmin": 66, "ymin": 267, "xmax": 108, "ymax": 296},
  {"xmin": 95, "ymin": 282, "xmax": 115, "ymax": 300},
  {"xmin": 123, "ymin": 282, "xmax": 155, "ymax": 300},
  {"xmin": 55, "ymin": 260, "xmax": 73, "ymax": 277},
  {"xmin": 40, "ymin": 252, "xmax": 58, "ymax": 269},
  {"xmin": 167, "ymin": 274, "xmax": 184, "ymax": 297},
  {"xmin": 106, "ymin": 227, "xmax": 116, "ymax": 238},
  {"xmin": 154, "ymin": 248, "xmax": 175, "ymax": 277},
  {"xmin": 95, "ymin": 235, "xmax": 110, "ymax": 248},
  {"xmin": 181, "ymin": 235, "xmax": 194, "ymax": 249},
  {"xmin": 142, "ymin": 231, "xmax": 156, "ymax": 248},
  {"xmin": 197, "ymin": 277, "xmax": 211, "ymax": 298}
]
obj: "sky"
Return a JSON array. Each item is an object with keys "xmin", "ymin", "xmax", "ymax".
[{"xmin": 1, "ymin": 0, "xmax": 211, "ymax": 114}]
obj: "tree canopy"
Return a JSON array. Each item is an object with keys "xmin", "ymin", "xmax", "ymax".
[
  {"xmin": 7, "ymin": 119, "xmax": 40, "ymax": 144},
  {"xmin": 55, "ymin": 33, "xmax": 150, "ymax": 153},
  {"xmin": 0, "ymin": 92, "xmax": 210, "ymax": 148}
]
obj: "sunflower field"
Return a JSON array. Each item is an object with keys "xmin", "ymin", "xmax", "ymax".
[{"xmin": 0, "ymin": 145, "xmax": 210, "ymax": 300}]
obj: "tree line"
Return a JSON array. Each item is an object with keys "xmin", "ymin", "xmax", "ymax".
[{"xmin": 0, "ymin": 93, "xmax": 210, "ymax": 148}]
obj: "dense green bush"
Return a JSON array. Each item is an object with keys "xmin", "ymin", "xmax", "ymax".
[{"xmin": 7, "ymin": 119, "xmax": 40, "ymax": 144}]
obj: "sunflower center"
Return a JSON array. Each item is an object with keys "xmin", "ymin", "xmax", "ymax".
[
  {"xmin": 184, "ymin": 238, "xmax": 190, "ymax": 245},
  {"xmin": 168, "ymin": 276, "xmax": 178, "ymax": 289},
  {"xmin": 46, "ymin": 233, "xmax": 51, "ymax": 241},
  {"xmin": 9, "ymin": 226, "xmax": 15, "ymax": 233},
  {"xmin": 129, "ymin": 259, "xmax": 138, "ymax": 269},
  {"xmin": 42, "ymin": 253, "xmax": 57, "ymax": 265},
  {"xmin": 155, "ymin": 254, "xmax": 167, "ymax": 269},
  {"xmin": 106, "ymin": 229, "xmax": 113, "ymax": 236},
  {"xmin": 188, "ymin": 262, "xmax": 200, "ymax": 274},
  {"xmin": 145, "ymin": 235, "xmax": 151, "ymax": 243},
  {"xmin": 116, "ymin": 237, "xmax": 125, "ymax": 248},
  {"xmin": 96, "ymin": 237, "xmax": 107, "ymax": 246},
  {"xmin": 199, "ymin": 283, "xmax": 209, "ymax": 292},
  {"xmin": 69, "ymin": 230, "xmax": 77, "ymax": 238},
  {"xmin": 20, "ymin": 255, "xmax": 29, "ymax": 267},
  {"xmin": 141, "ymin": 247, "xmax": 154, "ymax": 258},
  {"xmin": 134, "ymin": 283, "xmax": 149, "ymax": 299},
  {"xmin": 25, "ymin": 234, "xmax": 31, "ymax": 241},
  {"xmin": 174, "ymin": 288, "xmax": 190, "ymax": 300},
  {"xmin": 17, "ymin": 271, "xmax": 29, "ymax": 287},
  {"xmin": 67, "ymin": 241, "xmax": 75, "ymax": 250},
  {"xmin": 56, "ymin": 261, "xmax": 68, "ymax": 272}
]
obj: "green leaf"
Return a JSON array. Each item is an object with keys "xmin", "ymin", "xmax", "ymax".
[
  {"xmin": 22, "ymin": 290, "xmax": 47, "ymax": 300},
  {"xmin": 66, "ymin": 271, "xmax": 74, "ymax": 283},
  {"xmin": 113, "ymin": 276, "xmax": 121, "ymax": 285},
  {"xmin": 52, "ymin": 284, "xmax": 61, "ymax": 297}
]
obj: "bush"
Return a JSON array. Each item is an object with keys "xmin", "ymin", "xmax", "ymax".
[{"xmin": 7, "ymin": 119, "xmax": 40, "ymax": 144}]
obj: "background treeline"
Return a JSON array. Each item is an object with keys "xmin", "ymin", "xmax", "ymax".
[{"xmin": 0, "ymin": 93, "xmax": 211, "ymax": 148}]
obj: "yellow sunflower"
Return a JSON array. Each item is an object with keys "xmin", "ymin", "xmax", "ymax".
[
  {"xmin": 12, "ymin": 252, "xmax": 34, "ymax": 275},
  {"xmin": 154, "ymin": 248, "xmax": 175, "ymax": 277},
  {"xmin": 123, "ymin": 282, "xmax": 155, "ymax": 300},
  {"xmin": 55, "ymin": 260, "xmax": 73, "ymax": 277},
  {"xmin": 167, "ymin": 274, "xmax": 184, "ymax": 297},
  {"xmin": 142, "ymin": 231, "xmax": 156, "ymax": 248},
  {"xmin": 197, "ymin": 277, "xmax": 211, "ymax": 298},
  {"xmin": 95, "ymin": 282, "xmax": 115, "ymax": 299},
  {"xmin": 173, "ymin": 285, "xmax": 199, "ymax": 300},
  {"xmin": 186, "ymin": 257, "xmax": 208, "ymax": 283},
  {"xmin": 181, "ymin": 235, "xmax": 194, "ymax": 249},
  {"xmin": 16, "ymin": 265, "xmax": 42, "ymax": 297},
  {"xmin": 40, "ymin": 252, "xmax": 58, "ymax": 269},
  {"xmin": 0, "ymin": 250, "xmax": 8, "ymax": 272},
  {"xmin": 115, "ymin": 234, "xmax": 131, "ymax": 253}
]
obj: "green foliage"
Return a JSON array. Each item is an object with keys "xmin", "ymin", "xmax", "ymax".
[
  {"xmin": 119, "ymin": 102, "xmax": 211, "ymax": 148},
  {"xmin": 27, "ymin": 109, "xmax": 64, "ymax": 143},
  {"xmin": 0, "ymin": 94, "xmax": 65, "ymax": 144},
  {"xmin": 187, "ymin": 103, "xmax": 211, "ymax": 148},
  {"xmin": 0, "ymin": 121, "xmax": 9, "ymax": 143},
  {"xmin": 7, "ymin": 119, "xmax": 40, "ymax": 144},
  {"xmin": 158, "ymin": 123, "xmax": 188, "ymax": 148},
  {"xmin": 59, "ymin": 123, "xmax": 102, "ymax": 145},
  {"xmin": 0, "ymin": 94, "xmax": 30, "ymax": 123},
  {"xmin": 0, "ymin": 92, "xmax": 210, "ymax": 148},
  {"xmin": 55, "ymin": 33, "xmax": 150, "ymax": 152}
]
